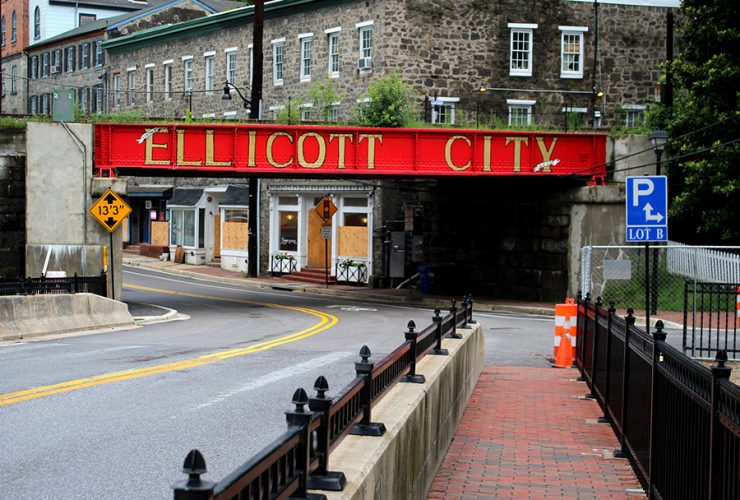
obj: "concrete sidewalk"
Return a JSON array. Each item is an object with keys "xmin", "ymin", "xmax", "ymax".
[{"xmin": 428, "ymin": 366, "xmax": 644, "ymax": 499}]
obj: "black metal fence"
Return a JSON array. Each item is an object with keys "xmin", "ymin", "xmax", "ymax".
[
  {"xmin": 172, "ymin": 297, "xmax": 474, "ymax": 499},
  {"xmin": 0, "ymin": 272, "xmax": 107, "ymax": 297},
  {"xmin": 684, "ymin": 282, "xmax": 740, "ymax": 359},
  {"xmin": 577, "ymin": 296, "xmax": 740, "ymax": 499}
]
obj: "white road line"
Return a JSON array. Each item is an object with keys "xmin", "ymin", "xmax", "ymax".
[
  {"xmin": 0, "ymin": 342, "xmax": 70, "ymax": 353},
  {"xmin": 186, "ymin": 351, "xmax": 353, "ymax": 413}
]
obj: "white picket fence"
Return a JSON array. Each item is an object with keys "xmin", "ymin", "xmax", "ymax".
[{"xmin": 665, "ymin": 241, "xmax": 740, "ymax": 284}]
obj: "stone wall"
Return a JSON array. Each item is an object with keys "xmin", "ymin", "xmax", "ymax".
[{"xmin": 0, "ymin": 127, "xmax": 26, "ymax": 277}]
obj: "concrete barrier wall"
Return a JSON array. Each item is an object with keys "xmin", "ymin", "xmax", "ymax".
[
  {"xmin": 0, "ymin": 293, "xmax": 134, "ymax": 341},
  {"xmin": 321, "ymin": 323, "xmax": 484, "ymax": 500}
]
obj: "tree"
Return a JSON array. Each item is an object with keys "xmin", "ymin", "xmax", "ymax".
[
  {"xmin": 356, "ymin": 71, "xmax": 416, "ymax": 127},
  {"xmin": 664, "ymin": 0, "xmax": 740, "ymax": 244}
]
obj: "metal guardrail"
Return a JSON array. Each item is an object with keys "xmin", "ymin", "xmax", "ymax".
[
  {"xmin": 576, "ymin": 296, "xmax": 740, "ymax": 499},
  {"xmin": 0, "ymin": 272, "xmax": 107, "ymax": 297},
  {"xmin": 172, "ymin": 297, "xmax": 475, "ymax": 499}
]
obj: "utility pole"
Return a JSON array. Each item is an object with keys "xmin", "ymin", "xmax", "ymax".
[{"xmin": 247, "ymin": 0, "xmax": 264, "ymax": 278}]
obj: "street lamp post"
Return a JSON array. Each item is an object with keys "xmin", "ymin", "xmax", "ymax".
[
  {"xmin": 648, "ymin": 129, "xmax": 668, "ymax": 314},
  {"xmin": 221, "ymin": 81, "xmax": 250, "ymax": 110}
]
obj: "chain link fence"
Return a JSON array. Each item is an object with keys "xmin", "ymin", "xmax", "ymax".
[{"xmin": 580, "ymin": 243, "xmax": 740, "ymax": 315}]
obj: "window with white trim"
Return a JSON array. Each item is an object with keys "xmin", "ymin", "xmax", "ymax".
[
  {"xmin": 113, "ymin": 74, "xmax": 120, "ymax": 106},
  {"xmin": 507, "ymin": 99, "xmax": 535, "ymax": 126},
  {"xmin": 183, "ymin": 57, "xmax": 193, "ymax": 92},
  {"xmin": 80, "ymin": 43, "xmax": 90, "ymax": 69},
  {"xmin": 272, "ymin": 39, "xmax": 284, "ymax": 85},
  {"xmin": 169, "ymin": 208, "xmax": 197, "ymax": 247},
  {"xmin": 204, "ymin": 53, "xmax": 215, "ymax": 91},
  {"xmin": 299, "ymin": 103, "xmax": 313, "ymax": 122},
  {"xmin": 357, "ymin": 21, "xmax": 373, "ymax": 67},
  {"xmin": 30, "ymin": 56, "xmax": 38, "ymax": 79},
  {"xmin": 559, "ymin": 26, "xmax": 587, "ymax": 78},
  {"xmin": 1, "ymin": 16, "xmax": 5, "ymax": 47},
  {"xmin": 328, "ymin": 103, "xmax": 340, "ymax": 122},
  {"xmin": 64, "ymin": 46, "xmax": 75, "ymax": 72},
  {"xmin": 145, "ymin": 64, "xmax": 154, "ymax": 102},
  {"xmin": 299, "ymin": 34, "xmax": 313, "ymax": 82},
  {"xmin": 11, "ymin": 11, "xmax": 16, "ymax": 42},
  {"xmin": 127, "ymin": 68, "xmax": 136, "ymax": 105},
  {"xmin": 51, "ymin": 49, "xmax": 61, "ymax": 74},
  {"xmin": 431, "ymin": 97, "xmax": 459, "ymax": 125},
  {"xmin": 508, "ymin": 23, "xmax": 537, "ymax": 77},
  {"xmin": 623, "ymin": 104, "xmax": 646, "ymax": 127},
  {"xmin": 30, "ymin": 95, "xmax": 38, "ymax": 114},
  {"xmin": 326, "ymin": 28, "xmax": 341, "ymax": 77},
  {"xmin": 41, "ymin": 52, "xmax": 49, "ymax": 77},
  {"xmin": 276, "ymin": 196, "xmax": 299, "ymax": 252},
  {"xmin": 10, "ymin": 65, "xmax": 17, "ymax": 94},
  {"xmin": 163, "ymin": 61, "xmax": 172, "ymax": 99},
  {"xmin": 78, "ymin": 87, "xmax": 88, "ymax": 112},
  {"xmin": 94, "ymin": 40, "xmax": 104, "ymax": 66},
  {"xmin": 33, "ymin": 7, "xmax": 40, "ymax": 40},
  {"xmin": 225, "ymin": 47, "xmax": 237, "ymax": 85}
]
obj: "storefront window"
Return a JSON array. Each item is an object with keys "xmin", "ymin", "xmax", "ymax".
[
  {"xmin": 184, "ymin": 210, "xmax": 195, "ymax": 247},
  {"xmin": 170, "ymin": 208, "xmax": 197, "ymax": 247},
  {"xmin": 279, "ymin": 211, "xmax": 298, "ymax": 251},
  {"xmin": 170, "ymin": 210, "xmax": 182, "ymax": 245},
  {"xmin": 344, "ymin": 213, "xmax": 368, "ymax": 227}
]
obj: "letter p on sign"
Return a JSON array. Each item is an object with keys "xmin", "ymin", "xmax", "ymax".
[{"xmin": 632, "ymin": 178, "xmax": 654, "ymax": 206}]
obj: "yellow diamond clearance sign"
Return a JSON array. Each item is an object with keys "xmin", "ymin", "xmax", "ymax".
[{"xmin": 89, "ymin": 189, "xmax": 132, "ymax": 232}]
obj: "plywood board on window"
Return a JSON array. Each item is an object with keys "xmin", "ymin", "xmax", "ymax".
[
  {"xmin": 308, "ymin": 210, "xmax": 329, "ymax": 268},
  {"xmin": 151, "ymin": 221, "xmax": 169, "ymax": 246},
  {"xmin": 222, "ymin": 222, "xmax": 248, "ymax": 250},
  {"xmin": 338, "ymin": 226, "xmax": 368, "ymax": 257}
]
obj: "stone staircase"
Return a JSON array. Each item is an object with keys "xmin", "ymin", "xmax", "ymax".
[{"xmin": 284, "ymin": 266, "xmax": 336, "ymax": 285}]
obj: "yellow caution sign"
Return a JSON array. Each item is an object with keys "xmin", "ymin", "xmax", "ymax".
[{"xmin": 89, "ymin": 189, "xmax": 132, "ymax": 232}]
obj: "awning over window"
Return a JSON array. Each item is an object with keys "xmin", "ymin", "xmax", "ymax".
[
  {"xmin": 167, "ymin": 188, "xmax": 203, "ymax": 207},
  {"xmin": 219, "ymin": 185, "xmax": 249, "ymax": 206},
  {"xmin": 127, "ymin": 185, "xmax": 173, "ymax": 198}
]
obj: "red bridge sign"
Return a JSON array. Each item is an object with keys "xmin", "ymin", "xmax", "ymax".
[{"xmin": 94, "ymin": 123, "xmax": 606, "ymax": 178}]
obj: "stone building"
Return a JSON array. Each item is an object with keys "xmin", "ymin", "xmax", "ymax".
[
  {"xmin": 99, "ymin": 0, "xmax": 679, "ymax": 299},
  {"xmin": 103, "ymin": 0, "xmax": 679, "ymax": 127}
]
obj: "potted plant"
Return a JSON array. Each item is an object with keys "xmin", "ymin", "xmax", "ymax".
[
  {"xmin": 336, "ymin": 258, "xmax": 367, "ymax": 285},
  {"xmin": 271, "ymin": 251, "xmax": 296, "ymax": 277}
]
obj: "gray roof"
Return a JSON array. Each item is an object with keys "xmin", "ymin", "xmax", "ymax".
[
  {"xmin": 168, "ymin": 188, "xmax": 204, "ymax": 206},
  {"xmin": 219, "ymin": 185, "xmax": 249, "ymax": 206}
]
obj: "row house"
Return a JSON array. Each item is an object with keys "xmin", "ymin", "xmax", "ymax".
[
  {"xmin": 25, "ymin": 0, "xmax": 235, "ymax": 116},
  {"xmin": 99, "ymin": 0, "xmax": 679, "ymax": 292},
  {"xmin": 2, "ymin": 0, "xmax": 148, "ymax": 114}
]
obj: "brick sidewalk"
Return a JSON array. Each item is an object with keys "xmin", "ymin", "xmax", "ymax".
[{"xmin": 428, "ymin": 366, "xmax": 644, "ymax": 499}]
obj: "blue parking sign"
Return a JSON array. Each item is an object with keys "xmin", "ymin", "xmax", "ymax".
[{"xmin": 626, "ymin": 176, "xmax": 668, "ymax": 242}]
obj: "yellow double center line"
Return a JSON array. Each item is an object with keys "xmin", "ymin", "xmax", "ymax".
[{"xmin": 0, "ymin": 284, "xmax": 338, "ymax": 407}]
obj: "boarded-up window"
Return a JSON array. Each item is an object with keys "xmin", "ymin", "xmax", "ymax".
[
  {"xmin": 338, "ymin": 226, "xmax": 368, "ymax": 257},
  {"xmin": 151, "ymin": 221, "xmax": 169, "ymax": 246}
]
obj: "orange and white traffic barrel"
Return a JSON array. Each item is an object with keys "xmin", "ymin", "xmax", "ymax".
[{"xmin": 554, "ymin": 298, "xmax": 577, "ymax": 360}]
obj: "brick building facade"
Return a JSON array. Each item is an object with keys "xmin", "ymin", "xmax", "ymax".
[{"xmin": 1, "ymin": 0, "xmax": 29, "ymax": 114}]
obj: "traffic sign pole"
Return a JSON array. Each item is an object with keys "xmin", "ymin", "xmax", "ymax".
[{"xmin": 110, "ymin": 232, "xmax": 115, "ymax": 300}]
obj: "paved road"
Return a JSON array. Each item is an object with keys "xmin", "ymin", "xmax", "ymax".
[{"xmin": 0, "ymin": 266, "xmax": 554, "ymax": 499}]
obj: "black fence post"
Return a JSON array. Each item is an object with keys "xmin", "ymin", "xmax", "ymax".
[
  {"xmin": 350, "ymin": 346, "xmax": 386, "ymax": 437},
  {"xmin": 586, "ymin": 297, "xmax": 603, "ymax": 400},
  {"xmin": 461, "ymin": 299, "xmax": 469, "ymax": 329},
  {"xmin": 577, "ymin": 294, "xmax": 591, "ymax": 382},
  {"xmin": 708, "ymin": 349, "xmax": 731, "ymax": 500},
  {"xmin": 466, "ymin": 295, "xmax": 477, "ymax": 325},
  {"xmin": 648, "ymin": 320, "xmax": 667, "ymax": 498},
  {"xmin": 100, "ymin": 270, "xmax": 107, "ymax": 297},
  {"xmin": 600, "ymin": 301, "xmax": 616, "ymax": 424},
  {"xmin": 172, "ymin": 449, "xmax": 216, "ymax": 500},
  {"xmin": 285, "ymin": 388, "xmax": 324, "ymax": 500},
  {"xmin": 431, "ymin": 308, "xmax": 448, "ymax": 356},
  {"xmin": 449, "ymin": 299, "xmax": 462, "ymax": 339},
  {"xmin": 73, "ymin": 272, "xmax": 79, "ymax": 293},
  {"xmin": 402, "ymin": 321, "xmax": 426, "ymax": 384},
  {"xmin": 614, "ymin": 307, "xmax": 635, "ymax": 459},
  {"xmin": 307, "ymin": 376, "xmax": 346, "ymax": 491}
]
